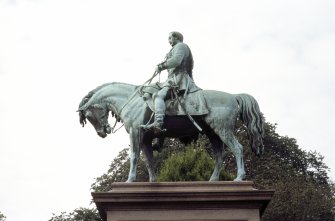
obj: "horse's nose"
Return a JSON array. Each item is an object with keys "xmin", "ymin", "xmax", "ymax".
[
  {"xmin": 105, "ymin": 124, "xmax": 112, "ymax": 134},
  {"xmin": 97, "ymin": 131, "xmax": 107, "ymax": 138}
]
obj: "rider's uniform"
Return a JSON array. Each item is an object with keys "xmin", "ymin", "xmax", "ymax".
[{"xmin": 161, "ymin": 42, "xmax": 200, "ymax": 93}]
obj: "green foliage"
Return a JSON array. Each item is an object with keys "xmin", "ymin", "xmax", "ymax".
[
  {"xmin": 0, "ymin": 212, "xmax": 6, "ymax": 221},
  {"xmin": 91, "ymin": 138, "xmax": 189, "ymax": 191},
  {"xmin": 237, "ymin": 122, "xmax": 335, "ymax": 221},
  {"xmin": 158, "ymin": 142, "xmax": 234, "ymax": 181},
  {"xmin": 158, "ymin": 146, "xmax": 214, "ymax": 181},
  {"xmin": 52, "ymin": 121, "xmax": 335, "ymax": 221},
  {"xmin": 89, "ymin": 122, "xmax": 335, "ymax": 220},
  {"xmin": 261, "ymin": 178, "xmax": 335, "ymax": 221},
  {"xmin": 48, "ymin": 207, "xmax": 101, "ymax": 221},
  {"xmin": 91, "ymin": 137, "xmax": 233, "ymax": 190},
  {"xmin": 91, "ymin": 146, "xmax": 150, "ymax": 192},
  {"xmin": 91, "ymin": 148, "xmax": 130, "ymax": 192}
]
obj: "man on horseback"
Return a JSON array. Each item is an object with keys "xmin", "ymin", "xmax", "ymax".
[{"xmin": 141, "ymin": 31, "xmax": 200, "ymax": 132}]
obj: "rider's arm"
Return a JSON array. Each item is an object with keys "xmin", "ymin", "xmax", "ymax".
[{"xmin": 161, "ymin": 43, "xmax": 188, "ymax": 70}]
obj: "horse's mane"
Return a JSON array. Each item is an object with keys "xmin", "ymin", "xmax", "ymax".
[
  {"xmin": 112, "ymin": 82, "xmax": 138, "ymax": 88},
  {"xmin": 78, "ymin": 83, "xmax": 112, "ymax": 109},
  {"xmin": 78, "ymin": 82, "xmax": 139, "ymax": 110}
]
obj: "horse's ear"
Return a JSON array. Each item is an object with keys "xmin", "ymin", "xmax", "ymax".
[
  {"xmin": 77, "ymin": 106, "xmax": 83, "ymax": 112},
  {"xmin": 78, "ymin": 105, "xmax": 88, "ymax": 111},
  {"xmin": 79, "ymin": 97, "xmax": 94, "ymax": 111}
]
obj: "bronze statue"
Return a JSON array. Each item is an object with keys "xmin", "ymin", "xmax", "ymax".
[
  {"xmin": 140, "ymin": 32, "xmax": 200, "ymax": 132},
  {"xmin": 78, "ymin": 32, "xmax": 264, "ymax": 182},
  {"xmin": 78, "ymin": 83, "xmax": 264, "ymax": 182}
]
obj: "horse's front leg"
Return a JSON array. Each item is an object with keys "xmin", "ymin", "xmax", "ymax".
[{"xmin": 126, "ymin": 128, "xmax": 141, "ymax": 182}]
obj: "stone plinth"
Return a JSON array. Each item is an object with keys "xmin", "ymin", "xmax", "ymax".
[{"xmin": 92, "ymin": 181, "xmax": 274, "ymax": 221}]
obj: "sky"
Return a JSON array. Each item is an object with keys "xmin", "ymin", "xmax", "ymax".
[{"xmin": 0, "ymin": 0, "xmax": 335, "ymax": 220}]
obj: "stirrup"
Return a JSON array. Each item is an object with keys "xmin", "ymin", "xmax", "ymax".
[
  {"xmin": 140, "ymin": 113, "xmax": 166, "ymax": 133},
  {"xmin": 140, "ymin": 122, "xmax": 166, "ymax": 133}
]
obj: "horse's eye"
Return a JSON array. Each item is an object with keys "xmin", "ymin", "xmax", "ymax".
[{"xmin": 85, "ymin": 111, "xmax": 93, "ymax": 118}]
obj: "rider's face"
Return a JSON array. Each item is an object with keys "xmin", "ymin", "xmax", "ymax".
[{"xmin": 168, "ymin": 33, "xmax": 178, "ymax": 46}]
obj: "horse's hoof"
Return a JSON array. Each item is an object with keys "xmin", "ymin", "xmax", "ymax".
[
  {"xmin": 126, "ymin": 178, "xmax": 135, "ymax": 183},
  {"xmin": 209, "ymin": 177, "xmax": 219, "ymax": 182},
  {"xmin": 233, "ymin": 175, "xmax": 246, "ymax": 181}
]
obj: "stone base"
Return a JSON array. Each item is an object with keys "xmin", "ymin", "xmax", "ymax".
[{"xmin": 92, "ymin": 181, "xmax": 274, "ymax": 221}]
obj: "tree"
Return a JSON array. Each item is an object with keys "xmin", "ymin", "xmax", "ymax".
[
  {"xmin": 158, "ymin": 141, "xmax": 234, "ymax": 181},
  {"xmin": 91, "ymin": 148, "xmax": 131, "ymax": 192},
  {"xmin": 48, "ymin": 207, "xmax": 101, "ymax": 221},
  {"xmin": 90, "ymin": 121, "xmax": 335, "ymax": 221},
  {"xmin": 51, "ymin": 121, "xmax": 335, "ymax": 221},
  {"xmin": 229, "ymin": 122, "xmax": 335, "ymax": 220},
  {"xmin": 91, "ymin": 138, "xmax": 189, "ymax": 191},
  {"xmin": 0, "ymin": 212, "xmax": 6, "ymax": 221}
]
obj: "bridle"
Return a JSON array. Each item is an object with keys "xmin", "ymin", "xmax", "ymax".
[
  {"xmin": 106, "ymin": 106, "xmax": 124, "ymax": 134},
  {"xmin": 110, "ymin": 118, "xmax": 124, "ymax": 133},
  {"xmin": 86, "ymin": 105, "xmax": 124, "ymax": 135},
  {"xmin": 108, "ymin": 71, "xmax": 159, "ymax": 133}
]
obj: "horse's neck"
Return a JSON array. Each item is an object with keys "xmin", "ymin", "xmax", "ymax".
[{"xmin": 104, "ymin": 83, "xmax": 137, "ymax": 115}]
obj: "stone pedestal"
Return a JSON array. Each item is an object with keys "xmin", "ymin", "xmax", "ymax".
[{"xmin": 92, "ymin": 181, "xmax": 274, "ymax": 221}]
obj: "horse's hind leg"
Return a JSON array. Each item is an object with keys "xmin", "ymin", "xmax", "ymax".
[
  {"xmin": 214, "ymin": 130, "xmax": 245, "ymax": 181},
  {"xmin": 208, "ymin": 133, "xmax": 224, "ymax": 181},
  {"xmin": 222, "ymin": 132, "xmax": 246, "ymax": 181}
]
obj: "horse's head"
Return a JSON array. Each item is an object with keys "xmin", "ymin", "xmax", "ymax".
[
  {"xmin": 79, "ymin": 103, "xmax": 111, "ymax": 138},
  {"xmin": 78, "ymin": 82, "xmax": 137, "ymax": 138}
]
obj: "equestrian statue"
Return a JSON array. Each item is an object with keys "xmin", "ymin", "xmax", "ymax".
[{"xmin": 78, "ymin": 32, "xmax": 265, "ymax": 182}]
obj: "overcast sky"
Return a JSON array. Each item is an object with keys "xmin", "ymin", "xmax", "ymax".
[{"xmin": 1, "ymin": 0, "xmax": 335, "ymax": 220}]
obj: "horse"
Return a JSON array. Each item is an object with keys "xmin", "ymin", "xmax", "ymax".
[{"xmin": 78, "ymin": 82, "xmax": 264, "ymax": 182}]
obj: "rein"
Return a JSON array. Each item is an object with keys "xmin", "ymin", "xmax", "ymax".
[
  {"xmin": 118, "ymin": 71, "xmax": 160, "ymax": 116},
  {"xmin": 110, "ymin": 119, "xmax": 124, "ymax": 133},
  {"xmin": 106, "ymin": 72, "xmax": 159, "ymax": 134}
]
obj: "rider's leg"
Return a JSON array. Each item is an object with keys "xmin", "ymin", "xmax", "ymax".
[
  {"xmin": 155, "ymin": 87, "xmax": 169, "ymax": 114},
  {"xmin": 143, "ymin": 87, "xmax": 169, "ymax": 130}
]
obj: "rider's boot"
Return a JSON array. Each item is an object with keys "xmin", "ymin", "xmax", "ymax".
[
  {"xmin": 140, "ymin": 90, "xmax": 167, "ymax": 132},
  {"xmin": 141, "ymin": 112, "xmax": 165, "ymax": 132}
]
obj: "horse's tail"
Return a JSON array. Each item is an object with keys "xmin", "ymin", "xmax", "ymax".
[{"xmin": 235, "ymin": 94, "xmax": 264, "ymax": 156}]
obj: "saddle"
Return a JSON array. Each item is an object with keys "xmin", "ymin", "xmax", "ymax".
[{"xmin": 140, "ymin": 83, "xmax": 209, "ymax": 116}]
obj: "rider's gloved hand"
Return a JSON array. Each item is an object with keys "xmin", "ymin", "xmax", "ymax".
[{"xmin": 155, "ymin": 63, "xmax": 165, "ymax": 72}]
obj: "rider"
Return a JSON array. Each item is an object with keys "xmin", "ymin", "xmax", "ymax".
[{"xmin": 141, "ymin": 31, "xmax": 200, "ymax": 131}]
